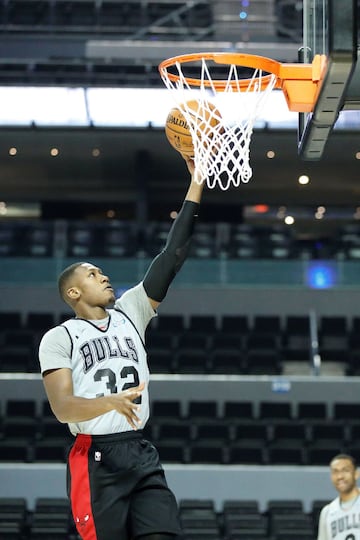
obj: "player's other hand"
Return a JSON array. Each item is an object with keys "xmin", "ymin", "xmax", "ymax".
[{"xmin": 109, "ymin": 381, "xmax": 145, "ymax": 430}]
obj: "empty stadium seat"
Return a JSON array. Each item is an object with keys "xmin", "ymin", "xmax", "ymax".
[
  {"xmin": 334, "ymin": 402, "xmax": 360, "ymax": 421},
  {"xmin": 0, "ymin": 312, "xmax": 22, "ymax": 331},
  {"xmin": 222, "ymin": 500, "xmax": 260, "ymax": 515},
  {"xmin": 156, "ymin": 441, "xmax": 186, "ymax": 463},
  {"xmin": 33, "ymin": 440, "xmax": 69, "ymax": 463},
  {"xmin": 147, "ymin": 348, "xmax": 174, "ymax": 374},
  {"xmin": 0, "ymin": 497, "xmax": 27, "ymax": 538},
  {"xmin": 188, "ymin": 315, "xmax": 218, "ymax": 333},
  {"xmin": 151, "ymin": 400, "xmax": 183, "ymax": 423},
  {"xmin": 223, "ymin": 401, "xmax": 255, "ymax": 422},
  {"xmin": 156, "ymin": 315, "xmax": 186, "ymax": 333},
  {"xmin": 221, "ymin": 315, "xmax": 250, "ymax": 336},
  {"xmin": 223, "ymin": 513, "xmax": 268, "ymax": 539},
  {"xmin": 297, "ymin": 402, "xmax": 327, "ymax": 421},
  {"xmin": 318, "ymin": 316, "xmax": 349, "ymax": 362},
  {"xmin": 267, "ymin": 445, "xmax": 306, "ymax": 465},
  {"xmin": 259, "ymin": 402, "xmax": 292, "ymax": 421},
  {"xmin": 283, "ymin": 316, "xmax": 310, "ymax": 361},
  {"xmin": 211, "ymin": 350, "xmax": 245, "ymax": 374},
  {"xmin": 188, "ymin": 441, "xmax": 226, "ymax": 464},
  {"xmin": 175, "ymin": 350, "xmax": 210, "ymax": 374},
  {"xmin": 187, "ymin": 401, "xmax": 219, "ymax": 421},
  {"xmin": 0, "ymin": 438, "xmax": 30, "ymax": 462},
  {"xmin": 245, "ymin": 350, "xmax": 283, "ymax": 376},
  {"xmin": 228, "ymin": 442, "xmax": 266, "ymax": 465}
]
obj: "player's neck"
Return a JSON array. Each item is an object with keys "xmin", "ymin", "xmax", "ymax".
[
  {"xmin": 75, "ymin": 305, "xmax": 108, "ymax": 321},
  {"xmin": 340, "ymin": 487, "xmax": 360, "ymax": 504}
]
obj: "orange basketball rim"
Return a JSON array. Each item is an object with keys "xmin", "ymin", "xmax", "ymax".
[{"xmin": 159, "ymin": 52, "xmax": 328, "ymax": 113}]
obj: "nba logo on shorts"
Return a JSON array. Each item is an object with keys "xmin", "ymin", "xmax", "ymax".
[{"xmin": 95, "ymin": 451, "xmax": 101, "ymax": 462}]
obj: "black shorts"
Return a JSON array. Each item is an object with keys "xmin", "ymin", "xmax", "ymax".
[{"xmin": 67, "ymin": 430, "xmax": 182, "ymax": 540}]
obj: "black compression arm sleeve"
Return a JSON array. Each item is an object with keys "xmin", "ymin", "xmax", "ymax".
[{"xmin": 143, "ymin": 200, "xmax": 199, "ymax": 302}]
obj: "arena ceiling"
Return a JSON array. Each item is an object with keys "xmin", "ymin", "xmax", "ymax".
[{"xmin": 0, "ymin": 0, "xmax": 359, "ymax": 217}]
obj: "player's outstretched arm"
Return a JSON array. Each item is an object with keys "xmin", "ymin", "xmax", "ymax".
[
  {"xmin": 143, "ymin": 155, "xmax": 205, "ymax": 310},
  {"xmin": 182, "ymin": 155, "xmax": 205, "ymax": 204}
]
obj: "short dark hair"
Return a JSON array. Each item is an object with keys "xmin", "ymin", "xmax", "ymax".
[
  {"xmin": 58, "ymin": 262, "xmax": 86, "ymax": 303},
  {"xmin": 330, "ymin": 453, "xmax": 357, "ymax": 469}
]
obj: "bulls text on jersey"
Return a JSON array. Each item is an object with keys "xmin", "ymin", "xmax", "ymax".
[{"xmin": 81, "ymin": 335, "xmax": 139, "ymax": 373}]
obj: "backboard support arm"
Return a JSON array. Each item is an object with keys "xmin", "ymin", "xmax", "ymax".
[{"xmin": 298, "ymin": 0, "xmax": 358, "ymax": 160}]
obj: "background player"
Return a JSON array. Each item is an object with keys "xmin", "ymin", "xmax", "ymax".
[
  {"xmin": 38, "ymin": 155, "xmax": 204, "ymax": 540},
  {"xmin": 317, "ymin": 453, "xmax": 360, "ymax": 540}
]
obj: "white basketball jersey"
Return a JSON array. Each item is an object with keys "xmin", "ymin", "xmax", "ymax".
[
  {"xmin": 318, "ymin": 496, "xmax": 360, "ymax": 540},
  {"xmin": 39, "ymin": 282, "xmax": 156, "ymax": 436},
  {"xmin": 62, "ymin": 309, "xmax": 150, "ymax": 435}
]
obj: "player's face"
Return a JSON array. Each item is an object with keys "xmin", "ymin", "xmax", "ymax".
[
  {"xmin": 72, "ymin": 263, "xmax": 115, "ymax": 307},
  {"xmin": 330, "ymin": 458, "xmax": 358, "ymax": 495}
]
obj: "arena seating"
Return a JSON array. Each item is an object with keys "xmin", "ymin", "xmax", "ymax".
[
  {"xmin": 0, "ymin": 0, "xmax": 213, "ymax": 36},
  {"xmin": 0, "ymin": 308, "xmax": 355, "ymax": 469},
  {"xmin": 0, "ymin": 496, "xmax": 326, "ymax": 539},
  {"xmin": 1, "ymin": 220, "xmax": 360, "ymax": 260},
  {"xmin": 0, "ymin": 311, "xmax": 353, "ymax": 375},
  {"xmin": 0, "ymin": 312, "xmax": 352, "ymax": 375},
  {"xmin": 0, "ymin": 393, "xmax": 357, "ymax": 466}
]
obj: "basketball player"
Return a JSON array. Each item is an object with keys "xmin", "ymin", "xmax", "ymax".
[
  {"xmin": 317, "ymin": 453, "xmax": 360, "ymax": 540},
  {"xmin": 38, "ymin": 155, "xmax": 204, "ymax": 540}
]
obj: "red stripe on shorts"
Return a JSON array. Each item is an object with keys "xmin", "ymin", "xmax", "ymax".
[{"xmin": 68, "ymin": 434, "xmax": 97, "ymax": 540}]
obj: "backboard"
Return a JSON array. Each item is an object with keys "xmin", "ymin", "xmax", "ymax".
[{"xmin": 298, "ymin": 0, "xmax": 358, "ymax": 160}]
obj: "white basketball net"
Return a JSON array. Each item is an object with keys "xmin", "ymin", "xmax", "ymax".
[{"xmin": 161, "ymin": 57, "xmax": 277, "ymax": 190}]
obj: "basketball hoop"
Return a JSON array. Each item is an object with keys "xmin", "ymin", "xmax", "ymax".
[{"xmin": 159, "ymin": 52, "xmax": 326, "ymax": 190}]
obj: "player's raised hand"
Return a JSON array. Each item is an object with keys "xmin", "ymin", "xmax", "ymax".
[
  {"xmin": 109, "ymin": 382, "xmax": 145, "ymax": 430},
  {"xmin": 182, "ymin": 154, "xmax": 195, "ymax": 176}
]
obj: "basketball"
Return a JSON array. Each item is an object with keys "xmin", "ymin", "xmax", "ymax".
[{"xmin": 165, "ymin": 100, "xmax": 221, "ymax": 157}]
